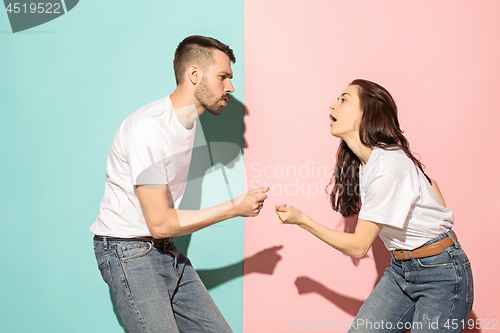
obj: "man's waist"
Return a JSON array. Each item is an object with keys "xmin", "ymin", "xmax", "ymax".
[{"xmin": 93, "ymin": 235, "xmax": 172, "ymax": 244}]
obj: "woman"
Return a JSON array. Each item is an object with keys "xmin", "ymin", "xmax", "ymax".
[{"xmin": 275, "ymin": 79, "xmax": 473, "ymax": 332}]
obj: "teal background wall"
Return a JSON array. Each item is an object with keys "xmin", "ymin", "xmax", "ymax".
[{"xmin": 0, "ymin": 1, "xmax": 245, "ymax": 332}]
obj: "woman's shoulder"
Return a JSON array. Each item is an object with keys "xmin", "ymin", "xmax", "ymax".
[
  {"xmin": 376, "ymin": 147, "xmax": 410, "ymax": 160},
  {"xmin": 370, "ymin": 147, "xmax": 416, "ymax": 176}
]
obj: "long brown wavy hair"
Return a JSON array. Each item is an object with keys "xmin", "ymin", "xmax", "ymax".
[{"xmin": 328, "ymin": 79, "xmax": 431, "ymax": 217}]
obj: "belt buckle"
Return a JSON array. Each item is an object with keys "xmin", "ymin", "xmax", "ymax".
[
  {"xmin": 156, "ymin": 237, "xmax": 172, "ymax": 251},
  {"xmin": 161, "ymin": 238, "xmax": 172, "ymax": 252},
  {"xmin": 159, "ymin": 237, "xmax": 171, "ymax": 244}
]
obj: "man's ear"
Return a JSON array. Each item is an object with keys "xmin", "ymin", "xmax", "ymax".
[{"xmin": 187, "ymin": 65, "xmax": 201, "ymax": 85}]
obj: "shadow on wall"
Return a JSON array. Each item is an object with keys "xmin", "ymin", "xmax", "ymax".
[
  {"xmin": 174, "ymin": 96, "xmax": 283, "ymax": 289},
  {"xmin": 107, "ymin": 97, "xmax": 283, "ymax": 332},
  {"xmin": 294, "ymin": 216, "xmax": 481, "ymax": 332}
]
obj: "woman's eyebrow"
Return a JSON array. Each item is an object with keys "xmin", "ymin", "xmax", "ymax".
[{"xmin": 337, "ymin": 92, "xmax": 351, "ymax": 100}]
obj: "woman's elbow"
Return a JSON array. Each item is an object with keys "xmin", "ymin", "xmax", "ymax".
[
  {"xmin": 350, "ymin": 252, "xmax": 366, "ymax": 259},
  {"xmin": 349, "ymin": 246, "xmax": 371, "ymax": 259}
]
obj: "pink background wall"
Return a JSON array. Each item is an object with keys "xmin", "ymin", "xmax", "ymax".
[{"xmin": 244, "ymin": 1, "xmax": 500, "ymax": 331}]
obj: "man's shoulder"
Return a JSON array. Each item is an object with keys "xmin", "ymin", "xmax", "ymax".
[
  {"xmin": 126, "ymin": 96, "xmax": 171, "ymax": 124},
  {"xmin": 118, "ymin": 97, "xmax": 172, "ymax": 134}
]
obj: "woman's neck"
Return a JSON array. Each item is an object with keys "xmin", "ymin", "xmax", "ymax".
[{"xmin": 344, "ymin": 137, "xmax": 373, "ymax": 168}]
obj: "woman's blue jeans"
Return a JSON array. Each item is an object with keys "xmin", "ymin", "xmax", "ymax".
[
  {"xmin": 349, "ymin": 230, "xmax": 473, "ymax": 333},
  {"xmin": 93, "ymin": 237, "xmax": 232, "ymax": 333}
]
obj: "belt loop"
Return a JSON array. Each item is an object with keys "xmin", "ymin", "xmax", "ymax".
[
  {"xmin": 103, "ymin": 236, "xmax": 107, "ymax": 250},
  {"xmin": 448, "ymin": 230, "xmax": 459, "ymax": 248},
  {"xmin": 407, "ymin": 250, "xmax": 417, "ymax": 263}
]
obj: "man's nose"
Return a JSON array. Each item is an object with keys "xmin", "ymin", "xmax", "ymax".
[{"xmin": 225, "ymin": 80, "xmax": 235, "ymax": 93}]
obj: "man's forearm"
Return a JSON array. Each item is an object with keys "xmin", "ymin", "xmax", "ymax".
[
  {"xmin": 137, "ymin": 186, "xmax": 267, "ymax": 239},
  {"xmin": 149, "ymin": 198, "xmax": 242, "ymax": 238}
]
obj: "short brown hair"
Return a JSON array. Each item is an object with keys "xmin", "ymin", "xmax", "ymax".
[{"xmin": 173, "ymin": 35, "xmax": 236, "ymax": 84}]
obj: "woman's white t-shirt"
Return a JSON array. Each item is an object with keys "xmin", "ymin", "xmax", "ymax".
[{"xmin": 358, "ymin": 147, "xmax": 454, "ymax": 251}]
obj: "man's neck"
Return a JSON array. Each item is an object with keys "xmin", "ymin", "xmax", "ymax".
[{"xmin": 170, "ymin": 87, "xmax": 204, "ymax": 129}]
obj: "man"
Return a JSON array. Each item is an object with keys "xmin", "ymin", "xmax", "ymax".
[{"xmin": 91, "ymin": 35, "xmax": 268, "ymax": 332}]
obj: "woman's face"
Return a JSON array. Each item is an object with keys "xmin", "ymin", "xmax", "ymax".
[{"xmin": 329, "ymin": 85, "xmax": 363, "ymax": 141}]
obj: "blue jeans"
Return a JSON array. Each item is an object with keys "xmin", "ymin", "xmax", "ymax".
[
  {"xmin": 349, "ymin": 230, "xmax": 473, "ymax": 333},
  {"xmin": 93, "ymin": 237, "xmax": 232, "ymax": 333}
]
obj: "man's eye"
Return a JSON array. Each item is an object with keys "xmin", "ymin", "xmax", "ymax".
[{"xmin": 220, "ymin": 76, "xmax": 226, "ymax": 80}]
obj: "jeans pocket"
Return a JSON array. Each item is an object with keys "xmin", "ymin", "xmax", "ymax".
[
  {"xmin": 416, "ymin": 250, "xmax": 454, "ymax": 268},
  {"xmin": 119, "ymin": 241, "xmax": 153, "ymax": 261},
  {"xmin": 94, "ymin": 240, "xmax": 114, "ymax": 260},
  {"xmin": 463, "ymin": 261, "xmax": 474, "ymax": 304},
  {"xmin": 97, "ymin": 260, "xmax": 118, "ymax": 296}
]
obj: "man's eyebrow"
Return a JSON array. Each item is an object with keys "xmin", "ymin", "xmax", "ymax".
[{"xmin": 219, "ymin": 71, "xmax": 233, "ymax": 78}]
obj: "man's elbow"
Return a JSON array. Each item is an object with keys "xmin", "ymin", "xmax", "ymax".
[
  {"xmin": 149, "ymin": 226, "xmax": 171, "ymax": 239},
  {"xmin": 149, "ymin": 224, "xmax": 177, "ymax": 239},
  {"xmin": 147, "ymin": 216, "xmax": 178, "ymax": 239}
]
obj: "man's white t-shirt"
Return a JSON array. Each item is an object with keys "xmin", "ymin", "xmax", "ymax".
[
  {"xmin": 358, "ymin": 147, "xmax": 454, "ymax": 251},
  {"xmin": 90, "ymin": 96, "xmax": 196, "ymax": 238}
]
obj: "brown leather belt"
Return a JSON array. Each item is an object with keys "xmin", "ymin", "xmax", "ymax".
[
  {"xmin": 392, "ymin": 232, "xmax": 457, "ymax": 260},
  {"xmin": 94, "ymin": 235, "xmax": 172, "ymax": 245}
]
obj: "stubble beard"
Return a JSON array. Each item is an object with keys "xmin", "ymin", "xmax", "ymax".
[{"xmin": 194, "ymin": 77, "xmax": 227, "ymax": 116}]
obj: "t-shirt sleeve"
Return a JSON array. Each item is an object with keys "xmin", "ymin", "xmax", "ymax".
[
  {"xmin": 123, "ymin": 120, "xmax": 169, "ymax": 186},
  {"xmin": 358, "ymin": 174, "xmax": 419, "ymax": 229}
]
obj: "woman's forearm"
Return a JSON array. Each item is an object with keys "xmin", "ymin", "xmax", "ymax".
[
  {"xmin": 298, "ymin": 216, "xmax": 367, "ymax": 258},
  {"xmin": 275, "ymin": 204, "xmax": 383, "ymax": 258},
  {"xmin": 298, "ymin": 215, "xmax": 383, "ymax": 259}
]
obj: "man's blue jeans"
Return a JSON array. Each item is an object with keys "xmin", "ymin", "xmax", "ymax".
[
  {"xmin": 94, "ymin": 237, "xmax": 232, "ymax": 333},
  {"xmin": 349, "ymin": 230, "xmax": 473, "ymax": 333}
]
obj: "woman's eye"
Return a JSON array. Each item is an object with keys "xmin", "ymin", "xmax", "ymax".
[{"xmin": 341, "ymin": 98, "xmax": 346, "ymax": 103}]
